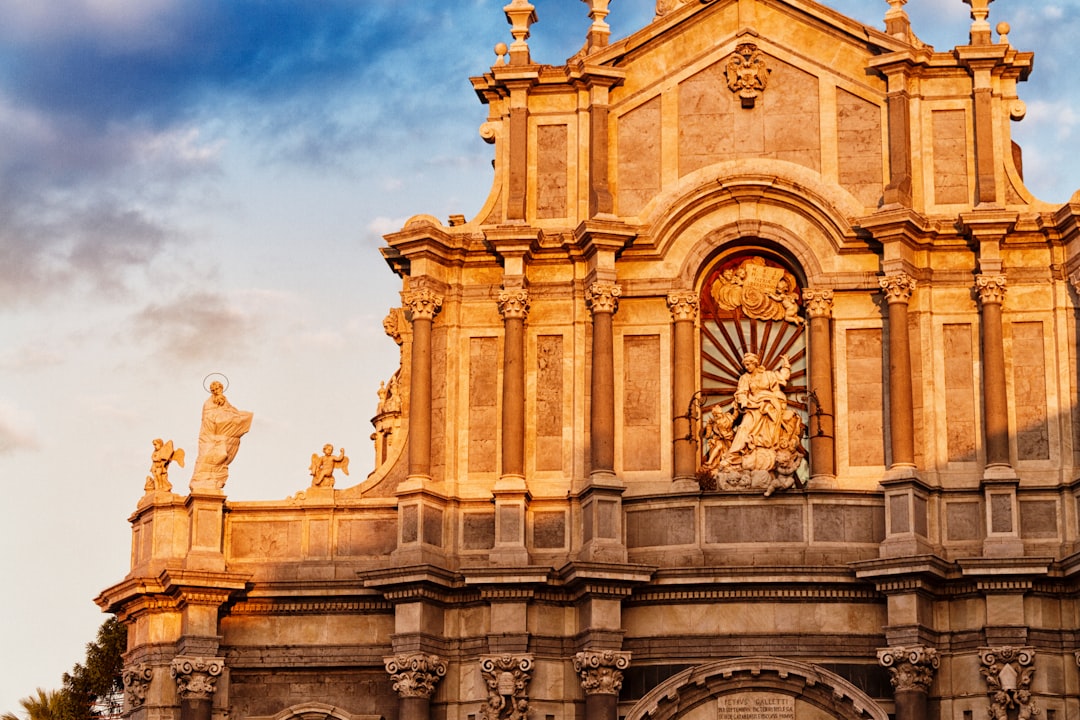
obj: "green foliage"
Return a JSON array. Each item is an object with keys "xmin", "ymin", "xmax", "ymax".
[
  {"xmin": 57, "ymin": 618, "xmax": 127, "ymax": 720},
  {"xmin": 2, "ymin": 688, "xmax": 64, "ymax": 720}
]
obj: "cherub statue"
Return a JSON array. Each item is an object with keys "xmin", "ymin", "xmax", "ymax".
[
  {"xmin": 309, "ymin": 444, "xmax": 349, "ymax": 488},
  {"xmin": 145, "ymin": 439, "xmax": 184, "ymax": 492}
]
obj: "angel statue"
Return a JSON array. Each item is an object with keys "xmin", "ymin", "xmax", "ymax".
[
  {"xmin": 145, "ymin": 438, "xmax": 185, "ymax": 492},
  {"xmin": 309, "ymin": 444, "xmax": 349, "ymax": 488}
]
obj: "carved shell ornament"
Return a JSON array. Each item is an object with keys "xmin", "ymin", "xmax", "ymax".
[{"xmin": 725, "ymin": 42, "xmax": 771, "ymax": 108}]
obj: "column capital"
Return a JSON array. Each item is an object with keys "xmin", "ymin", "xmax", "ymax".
[
  {"xmin": 170, "ymin": 656, "xmax": 224, "ymax": 701},
  {"xmin": 573, "ymin": 650, "xmax": 631, "ymax": 696},
  {"xmin": 666, "ymin": 291, "xmax": 698, "ymax": 322},
  {"xmin": 586, "ymin": 282, "xmax": 621, "ymax": 316},
  {"xmin": 980, "ymin": 647, "xmax": 1037, "ymax": 720},
  {"xmin": 403, "ymin": 288, "xmax": 444, "ymax": 321},
  {"xmin": 497, "ymin": 288, "xmax": 531, "ymax": 320},
  {"xmin": 802, "ymin": 288, "xmax": 834, "ymax": 319},
  {"xmin": 384, "ymin": 653, "xmax": 447, "ymax": 699},
  {"xmin": 479, "ymin": 655, "xmax": 533, "ymax": 720},
  {"xmin": 879, "ymin": 273, "xmax": 916, "ymax": 304},
  {"xmin": 878, "ymin": 646, "xmax": 939, "ymax": 693},
  {"xmin": 123, "ymin": 663, "xmax": 154, "ymax": 709},
  {"xmin": 976, "ymin": 274, "xmax": 1007, "ymax": 305}
]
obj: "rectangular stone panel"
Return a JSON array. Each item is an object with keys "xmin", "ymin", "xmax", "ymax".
[
  {"xmin": 990, "ymin": 493, "xmax": 1013, "ymax": 533},
  {"xmin": 678, "ymin": 61, "xmax": 735, "ymax": 176},
  {"xmin": 623, "ymin": 334, "xmax": 661, "ymax": 471},
  {"xmin": 626, "ymin": 507, "xmax": 696, "ymax": 548},
  {"xmin": 462, "ymin": 511, "xmax": 495, "ymax": 550},
  {"xmin": 836, "ymin": 88, "xmax": 883, "ymax": 207},
  {"xmin": 308, "ymin": 519, "xmax": 329, "ymax": 558},
  {"xmin": 913, "ymin": 495, "xmax": 928, "ymax": 537},
  {"xmin": 230, "ymin": 521, "xmax": 302, "ymax": 560},
  {"xmin": 945, "ymin": 501, "xmax": 982, "ymax": 541},
  {"xmin": 337, "ymin": 517, "xmax": 397, "ymax": 557},
  {"xmin": 943, "ymin": 324, "xmax": 977, "ymax": 462},
  {"xmin": 536, "ymin": 335, "xmax": 564, "ymax": 472},
  {"xmin": 761, "ymin": 59, "xmax": 821, "ymax": 171},
  {"xmin": 617, "ymin": 96, "xmax": 661, "ymax": 216},
  {"xmin": 432, "ymin": 328, "xmax": 447, "ymax": 478},
  {"xmin": 845, "ymin": 328, "xmax": 884, "ymax": 466},
  {"xmin": 812, "ymin": 504, "xmax": 885, "ymax": 543},
  {"xmin": 400, "ymin": 504, "xmax": 418, "ymax": 543},
  {"xmin": 470, "ymin": 336, "xmax": 498, "ymax": 473},
  {"xmin": 536, "ymin": 124, "xmax": 568, "ymax": 218},
  {"xmin": 1011, "ymin": 322, "xmax": 1049, "ymax": 460},
  {"xmin": 423, "ymin": 505, "xmax": 444, "ymax": 547},
  {"xmin": 705, "ymin": 505, "xmax": 805, "ymax": 544},
  {"xmin": 718, "ymin": 693, "xmax": 794, "ymax": 720},
  {"xmin": 1020, "ymin": 500, "xmax": 1058, "ymax": 539},
  {"xmin": 932, "ymin": 109, "xmax": 969, "ymax": 204},
  {"xmin": 532, "ymin": 511, "xmax": 567, "ymax": 549},
  {"xmin": 597, "ymin": 499, "xmax": 618, "ymax": 539},
  {"xmin": 499, "ymin": 505, "xmax": 521, "ymax": 544}
]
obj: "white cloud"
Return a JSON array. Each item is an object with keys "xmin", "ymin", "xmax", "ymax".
[{"xmin": 0, "ymin": 401, "xmax": 39, "ymax": 454}]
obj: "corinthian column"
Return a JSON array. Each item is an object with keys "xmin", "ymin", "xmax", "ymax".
[
  {"xmin": 574, "ymin": 650, "xmax": 630, "ymax": 720},
  {"xmin": 879, "ymin": 273, "xmax": 917, "ymax": 471},
  {"xmin": 170, "ymin": 657, "xmax": 224, "ymax": 720},
  {"xmin": 498, "ymin": 289, "xmax": 530, "ymax": 481},
  {"xmin": 403, "ymin": 289, "xmax": 443, "ymax": 481},
  {"xmin": 586, "ymin": 282, "xmax": 621, "ymax": 481},
  {"xmin": 667, "ymin": 291, "xmax": 699, "ymax": 486},
  {"xmin": 803, "ymin": 289, "xmax": 835, "ymax": 480},
  {"xmin": 878, "ymin": 647, "xmax": 939, "ymax": 720},
  {"xmin": 385, "ymin": 653, "xmax": 447, "ymax": 720},
  {"xmin": 976, "ymin": 274, "xmax": 1010, "ymax": 471}
]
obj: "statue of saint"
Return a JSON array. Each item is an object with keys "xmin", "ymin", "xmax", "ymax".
[
  {"xmin": 727, "ymin": 352, "xmax": 791, "ymax": 459},
  {"xmin": 145, "ymin": 438, "xmax": 184, "ymax": 492},
  {"xmin": 191, "ymin": 381, "xmax": 253, "ymax": 490},
  {"xmin": 309, "ymin": 444, "xmax": 349, "ymax": 488}
]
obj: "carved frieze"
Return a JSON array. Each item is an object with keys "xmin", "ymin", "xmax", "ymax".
[
  {"xmin": 403, "ymin": 289, "xmax": 444, "ymax": 322},
  {"xmin": 586, "ymin": 282, "xmax": 621, "ymax": 315},
  {"xmin": 725, "ymin": 42, "xmax": 771, "ymax": 108},
  {"xmin": 976, "ymin": 274, "xmax": 1007, "ymax": 305},
  {"xmin": 802, "ymin": 288, "xmax": 834, "ymax": 319},
  {"xmin": 479, "ymin": 654, "xmax": 533, "ymax": 720},
  {"xmin": 497, "ymin": 289, "xmax": 531, "ymax": 320},
  {"xmin": 384, "ymin": 653, "xmax": 447, "ymax": 699},
  {"xmin": 170, "ymin": 657, "xmax": 224, "ymax": 701},
  {"xmin": 573, "ymin": 650, "xmax": 631, "ymax": 696},
  {"xmin": 123, "ymin": 663, "xmax": 154, "ymax": 708},
  {"xmin": 879, "ymin": 273, "xmax": 916, "ymax": 304},
  {"xmin": 667, "ymin": 291, "xmax": 699, "ymax": 322},
  {"xmin": 877, "ymin": 646, "xmax": 939, "ymax": 693},
  {"xmin": 980, "ymin": 647, "xmax": 1038, "ymax": 720}
]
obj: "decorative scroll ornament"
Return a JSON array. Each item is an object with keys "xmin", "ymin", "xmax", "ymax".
[
  {"xmin": 710, "ymin": 257, "xmax": 802, "ymax": 325},
  {"xmin": 123, "ymin": 664, "xmax": 154, "ymax": 708},
  {"xmin": 725, "ymin": 42, "xmax": 771, "ymax": 108},
  {"xmin": 879, "ymin": 273, "xmax": 916, "ymax": 304},
  {"xmin": 801, "ymin": 288, "xmax": 834, "ymax": 319},
  {"xmin": 878, "ymin": 646, "xmax": 939, "ymax": 693},
  {"xmin": 667, "ymin": 291, "xmax": 699, "ymax": 322},
  {"xmin": 585, "ymin": 282, "xmax": 621, "ymax": 315},
  {"xmin": 497, "ymin": 289, "xmax": 531, "ymax": 320},
  {"xmin": 479, "ymin": 655, "xmax": 533, "ymax": 720},
  {"xmin": 384, "ymin": 653, "xmax": 447, "ymax": 699},
  {"xmin": 573, "ymin": 650, "xmax": 631, "ymax": 696},
  {"xmin": 170, "ymin": 657, "xmax": 225, "ymax": 701},
  {"xmin": 980, "ymin": 647, "xmax": 1038, "ymax": 720},
  {"xmin": 976, "ymin": 274, "xmax": 1007, "ymax": 305},
  {"xmin": 404, "ymin": 289, "xmax": 444, "ymax": 322}
]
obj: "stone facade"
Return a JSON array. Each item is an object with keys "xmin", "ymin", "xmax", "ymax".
[{"xmin": 97, "ymin": 3, "xmax": 1080, "ymax": 720}]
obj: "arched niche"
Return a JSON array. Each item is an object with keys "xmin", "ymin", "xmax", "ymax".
[
  {"xmin": 248, "ymin": 701, "xmax": 383, "ymax": 720},
  {"xmin": 624, "ymin": 657, "xmax": 888, "ymax": 720}
]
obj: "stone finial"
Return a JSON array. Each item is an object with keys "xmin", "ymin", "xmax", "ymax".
[
  {"xmin": 573, "ymin": 650, "xmax": 631, "ymax": 696},
  {"xmin": 170, "ymin": 657, "xmax": 225, "ymax": 701},
  {"xmin": 878, "ymin": 646, "xmax": 940, "ymax": 693},
  {"xmin": 122, "ymin": 664, "xmax": 153, "ymax": 709},
  {"xmin": 586, "ymin": 282, "xmax": 621, "ymax": 315},
  {"xmin": 403, "ymin": 288, "xmax": 444, "ymax": 322},
  {"xmin": 498, "ymin": 288, "xmax": 531, "ymax": 320},
  {"xmin": 582, "ymin": 0, "xmax": 612, "ymax": 50},
  {"xmin": 503, "ymin": 0, "xmax": 537, "ymax": 66},
  {"xmin": 802, "ymin": 288, "xmax": 834, "ymax": 319},
  {"xmin": 976, "ymin": 274, "xmax": 1007, "ymax": 305},
  {"xmin": 996, "ymin": 22, "xmax": 1010, "ymax": 45},
  {"xmin": 479, "ymin": 655, "xmax": 533, "ymax": 720},
  {"xmin": 980, "ymin": 647, "xmax": 1038, "ymax": 720},
  {"xmin": 964, "ymin": 0, "xmax": 995, "ymax": 45},
  {"xmin": 667, "ymin": 291, "xmax": 699, "ymax": 322},
  {"xmin": 384, "ymin": 653, "xmax": 447, "ymax": 699},
  {"xmin": 884, "ymin": 0, "xmax": 912, "ymax": 41},
  {"xmin": 879, "ymin": 273, "xmax": 916, "ymax": 304}
]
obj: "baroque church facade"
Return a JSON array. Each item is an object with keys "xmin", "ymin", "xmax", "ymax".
[{"xmin": 97, "ymin": 2, "xmax": 1080, "ymax": 720}]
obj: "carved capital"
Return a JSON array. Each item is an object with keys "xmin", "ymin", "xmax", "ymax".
[
  {"xmin": 123, "ymin": 663, "xmax": 154, "ymax": 709},
  {"xmin": 384, "ymin": 653, "xmax": 447, "ymax": 699},
  {"xmin": 498, "ymin": 289, "xmax": 531, "ymax": 320},
  {"xmin": 383, "ymin": 307, "xmax": 410, "ymax": 346},
  {"xmin": 1069, "ymin": 269, "xmax": 1080, "ymax": 297},
  {"xmin": 573, "ymin": 650, "xmax": 630, "ymax": 696},
  {"xmin": 170, "ymin": 657, "xmax": 224, "ymax": 701},
  {"xmin": 667, "ymin": 291, "xmax": 698, "ymax": 322},
  {"xmin": 586, "ymin": 282, "xmax": 621, "ymax": 316},
  {"xmin": 801, "ymin": 288, "xmax": 834, "ymax": 319},
  {"xmin": 976, "ymin": 274, "xmax": 1007, "ymax": 305},
  {"xmin": 479, "ymin": 655, "xmax": 533, "ymax": 720},
  {"xmin": 878, "ymin": 646, "xmax": 939, "ymax": 693},
  {"xmin": 980, "ymin": 647, "xmax": 1038, "ymax": 720},
  {"xmin": 879, "ymin": 273, "xmax": 916, "ymax": 304},
  {"xmin": 403, "ymin": 289, "xmax": 444, "ymax": 322}
]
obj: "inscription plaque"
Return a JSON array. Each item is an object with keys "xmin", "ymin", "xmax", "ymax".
[{"xmin": 717, "ymin": 693, "xmax": 795, "ymax": 720}]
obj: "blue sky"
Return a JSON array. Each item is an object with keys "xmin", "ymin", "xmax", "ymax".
[{"xmin": 1, "ymin": 0, "xmax": 1078, "ymax": 713}]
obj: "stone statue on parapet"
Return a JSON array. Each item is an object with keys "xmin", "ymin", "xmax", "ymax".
[
  {"xmin": 145, "ymin": 438, "xmax": 184, "ymax": 492},
  {"xmin": 190, "ymin": 380, "xmax": 253, "ymax": 491},
  {"xmin": 309, "ymin": 444, "xmax": 349, "ymax": 488}
]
